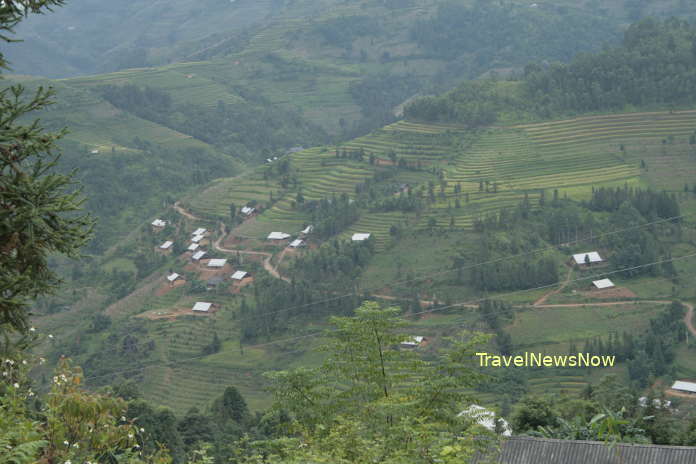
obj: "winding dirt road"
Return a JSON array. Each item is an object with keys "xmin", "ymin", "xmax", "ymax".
[{"xmin": 174, "ymin": 203, "xmax": 290, "ymax": 282}]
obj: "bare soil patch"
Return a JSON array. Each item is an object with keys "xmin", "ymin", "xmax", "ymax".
[{"xmin": 580, "ymin": 287, "xmax": 637, "ymax": 300}]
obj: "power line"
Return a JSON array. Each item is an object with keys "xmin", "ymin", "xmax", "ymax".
[
  {"xmin": 82, "ymin": 250, "xmax": 696, "ymax": 383},
  {"xmin": 78, "ymin": 212, "xmax": 689, "ymax": 364}
]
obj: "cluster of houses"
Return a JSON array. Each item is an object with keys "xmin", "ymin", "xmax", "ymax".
[{"xmin": 266, "ymin": 224, "xmax": 317, "ymax": 249}]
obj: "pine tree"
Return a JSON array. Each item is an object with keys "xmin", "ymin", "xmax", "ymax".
[{"xmin": 1, "ymin": 0, "xmax": 94, "ymax": 337}]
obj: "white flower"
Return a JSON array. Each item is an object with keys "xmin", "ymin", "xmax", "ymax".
[
  {"xmin": 39, "ymin": 358, "xmax": 46, "ymax": 365},
  {"xmin": 21, "ymin": 360, "xmax": 27, "ymax": 365},
  {"xmin": 12, "ymin": 383, "xmax": 19, "ymax": 389},
  {"xmin": 139, "ymin": 428, "xmax": 145, "ymax": 432},
  {"xmin": 64, "ymin": 461, "xmax": 71, "ymax": 464},
  {"xmin": 2, "ymin": 372, "xmax": 7, "ymax": 377},
  {"xmin": 121, "ymin": 416, "xmax": 126, "ymax": 422},
  {"xmin": 28, "ymin": 391, "xmax": 34, "ymax": 397},
  {"xmin": 48, "ymin": 334, "xmax": 53, "ymax": 339},
  {"xmin": 72, "ymin": 443, "xmax": 79, "ymax": 448},
  {"xmin": 29, "ymin": 327, "xmax": 36, "ymax": 332},
  {"xmin": 134, "ymin": 444, "xmax": 140, "ymax": 449},
  {"xmin": 5, "ymin": 359, "xmax": 13, "ymax": 365},
  {"xmin": 128, "ymin": 433, "xmax": 134, "ymax": 439},
  {"xmin": 63, "ymin": 440, "xmax": 69, "ymax": 446}
]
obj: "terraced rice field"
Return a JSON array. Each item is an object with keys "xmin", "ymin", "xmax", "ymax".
[
  {"xmin": 188, "ymin": 177, "xmax": 282, "ymax": 219},
  {"xmin": 341, "ymin": 120, "xmax": 467, "ymax": 164},
  {"xmin": 65, "ymin": 67, "xmax": 245, "ymax": 109}
]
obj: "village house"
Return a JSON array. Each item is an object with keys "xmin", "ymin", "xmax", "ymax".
[
  {"xmin": 572, "ymin": 251, "xmax": 603, "ymax": 266},
  {"xmin": 400, "ymin": 336, "xmax": 425, "ymax": 348},
  {"xmin": 192, "ymin": 302, "xmax": 213, "ymax": 313},
  {"xmin": 241, "ymin": 206, "xmax": 256, "ymax": 216},
  {"xmin": 471, "ymin": 436, "xmax": 696, "ymax": 464},
  {"xmin": 289, "ymin": 239, "xmax": 305, "ymax": 249},
  {"xmin": 158, "ymin": 240, "xmax": 173, "ymax": 254},
  {"xmin": 166, "ymin": 273, "xmax": 181, "ymax": 285},
  {"xmin": 352, "ymin": 233, "xmax": 371, "ymax": 242},
  {"xmin": 268, "ymin": 231, "xmax": 291, "ymax": 241},
  {"xmin": 192, "ymin": 228, "xmax": 207, "ymax": 236},
  {"xmin": 671, "ymin": 380, "xmax": 696, "ymax": 395},
  {"xmin": 187, "ymin": 243, "xmax": 200, "ymax": 252},
  {"xmin": 231, "ymin": 270, "xmax": 249, "ymax": 281},
  {"xmin": 151, "ymin": 219, "xmax": 167, "ymax": 231},
  {"xmin": 192, "ymin": 250, "xmax": 207, "ymax": 261},
  {"xmin": 301, "ymin": 225, "xmax": 314, "ymax": 235},
  {"xmin": 592, "ymin": 278, "xmax": 614, "ymax": 290},
  {"xmin": 207, "ymin": 258, "xmax": 228, "ymax": 268},
  {"xmin": 191, "ymin": 234, "xmax": 205, "ymax": 244}
]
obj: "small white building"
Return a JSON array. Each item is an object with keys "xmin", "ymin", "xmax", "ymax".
[
  {"xmin": 638, "ymin": 397, "xmax": 672, "ymax": 409},
  {"xmin": 231, "ymin": 271, "xmax": 249, "ymax": 281},
  {"xmin": 192, "ymin": 251, "xmax": 207, "ymax": 261},
  {"xmin": 400, "ymin": 336, "xmax": 425, "ymax": 348},
  {"xmin": 458, "ymin": 405, "xmax": 512, "ymax": 436},
  {"xmin": 192, "ymin": 302, "xmax": 212, "ymax": 313},
  {"xmin": 188, "ymin": 243, "xmax": 200, "ymax": 252},
  {"xmin": 241, "ymin": 206, "xmax": 255, "ymax": 216},
  {"xmin": 289, "ymin": 239, "xmax": 305, "ymax": 248},
  {"xmin": 592, "ymin": 278, "xmax": 615, "ymax": 290},
  {"xmin": 268, "ymin": 231, "xmax": 291, "ymax": 240},
  {"xmin": 301, "ymin": 225, "xmax": 314, "ymax": 235},
  {"xmin": 208, "ymin": 258, "xmax": 228, "ymax": 268},
  {"xmin": 192, "ymin": 228, "xmax": 207, "ymax": 236},
  {"xmin": 159, "ymin": 241, "xmax": 173, "ymax": 250},
  {"xmin": 167, "ymin": 273, "xmax": 181, "ymax": 283},
  {"xmin": 573, "ymin": 251, "xmax": 603, "ymax": 265},
  {"xmin": 352, "ymin": 233, "xmax": 371, "ymax": 242},
  {"xmin": 152, "ymin": 219, "xmax": 167, "ymax": 228},
  {"xmin": 90, "ymin": 149, "xmax": 100, "ymax": 154},
  {"xmin": 191, "ymin": 235, "xmax": 205, "ymax": 244},
  {"xmin": 671, "ymin": 380, "xmax": 696, "ymax": 394}
]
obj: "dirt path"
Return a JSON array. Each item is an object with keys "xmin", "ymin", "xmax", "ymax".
[
  {"xmin": 684, "ymin": 302, "xmax": 696, "ymax": 337},
  {"xmin": 534, "ymin": 266, "xmax": 573, "ymax": 306},
  {"xmin": 211, "ymin": 222, "xmax": 290, "ymax": 282},
  {"xmin": 173, "ymin": 201, "xmax": 201, "ymax": 221}
]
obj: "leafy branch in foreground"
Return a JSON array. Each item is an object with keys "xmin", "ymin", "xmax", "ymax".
[{"xmin": 236, "ymin": 301, "xmax": 496, "ymax": 463}]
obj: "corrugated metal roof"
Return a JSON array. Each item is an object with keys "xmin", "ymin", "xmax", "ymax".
[
  {"xmin": 268, "ymin": 232, "xmax": 290, "ymax": 240},
  {"xmin": 352, "ymin": 233, "xmax": 371, "ymax": 241},
  {"xmin": 573, "ymin": 251, "xmax": 602, "ymax": 264},
  {"xmin": 593, "ymin": 278, "xmax": 614, "ymax": 289},
  {"xmin": 208, "ymin": 258, "xmax": 227, "ymax": 268},
  {"xmin": 231, "ymin": 271, "xmax": 248, "ymax": 280},
  {"xmin": 192, "ymin": 302, "xmax": 212, "ymax": 312},
  {"xmin": 672, "ymin": 380, "xmax": 696, "ymax": 393},
  {"xmin": 473, "ymin": 436, "xmax": 696, "ymax": 464}
]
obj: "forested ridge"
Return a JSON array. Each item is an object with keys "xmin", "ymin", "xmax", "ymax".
[{"xmin": 406, "ymin": 18, "xmax": 696, "ymax": 125}]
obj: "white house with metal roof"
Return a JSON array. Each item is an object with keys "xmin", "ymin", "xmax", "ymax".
[
  {"xmin": 289, "ymin": 239, "xmax": 305, "ymax": 248},
  {"xmin": 159, "ymin": 241, "xmax": 173, "ymax": 250},
  {"xmin": 352, "ymin": 233, "xmax": 371, "ymax": 242},
  {"xmin": 400, "ymin": 336, "xmax": 425, "ymax": 348},
  {"xmin": 208, "ymin": 258, "xmax": 228, "ymax": 268},
  {"xmin": 192, "ymin": 302, "xmax": 212, "ymax": 313},
  {"xmin": 167, "ymin": 273, "xmax": 181, "ymax": 283},
  {"xmin": 241, "ymin": 206, "xmax": 255, "ymax": 216},
  {"xmin": 592, "ymin": 278, "xmax": 614, "ymax": 290},
  {"xmin": 231, "ymin": 271, "xmax": 249, "ymax": 281},
  {"xmin": 192, "ymin": 228, "xmax": 207, "ymax": 236},
  {"xmin": 268, "ymin": 231, "xmax": 291, "ymax": 240},
  {"xmin": 191, "ymin": 235, "xmax": 204, "ymax": 244},
  {"xmin": 301, "ymin": 225, "xmax": 314, "ymax": 235},
  {"xmin": 572, "ymin": 251, "xmax": 603, "ymax": 265},
  {"xmin": 192, "ymin": 251, "xmax": 207, "ymax": 261},
  {"xmin": 671, "ymin": 380, "xmax": 696, "ymax": 394},
  {"xmin": 152, "ymin": 219, "xmax": 167, "ymax": 228},
  {"xmin": 187, "ymin": 243, "xmax": 200, "ymax": 252}
]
